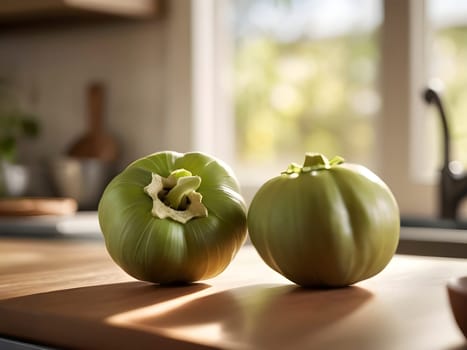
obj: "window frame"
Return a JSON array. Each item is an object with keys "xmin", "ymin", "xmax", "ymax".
[{"xmin": 380, "ymin": 0, "xmax": 438, "ymax": 218}]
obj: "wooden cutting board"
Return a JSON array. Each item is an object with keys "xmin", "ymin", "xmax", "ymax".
[
  {"xmin": 0, "ymin": 239, "xmax": 466, "ymax": 350},
  {"xmin": 0, "ymin": 197, "xmax": 77, "ymax": 216}
]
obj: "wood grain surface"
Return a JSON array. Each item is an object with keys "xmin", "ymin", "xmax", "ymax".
[
  {"xmin": 0, "ymin": 198, "xmax": 77, "ymax": 216},
  {"xmin": 0, "ymin": 238, "xmax": 466, "ymax": 350}
]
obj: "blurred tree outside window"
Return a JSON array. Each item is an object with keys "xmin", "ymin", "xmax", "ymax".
[{"xmin": 232, "ymin": 0, "xmax": 382, "ymax": 181}]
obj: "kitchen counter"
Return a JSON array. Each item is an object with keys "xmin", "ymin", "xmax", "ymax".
[{"xmin": 0, "ymin": 238, "xmax": 466, "ymax": 350}]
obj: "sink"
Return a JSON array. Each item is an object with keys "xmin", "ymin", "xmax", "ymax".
[{"xmin": 398, "ymin": 218, "xmax": 467, "ymax": 258}]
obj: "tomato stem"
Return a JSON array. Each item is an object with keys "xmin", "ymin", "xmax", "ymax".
[
  {"xmin": 303, "ymin": 153, "xmax": 330, "ymax": 170},
  {"xmin": 144, "ymin": 169, "xmax": 208, "ymax": 224},
  {"xmin": 165, "ymin": 175, "xmax": 202, "ymax": 209},
  {"xmin": 282, "ymin": 153, "xmax": 344, "ymax": 175}
]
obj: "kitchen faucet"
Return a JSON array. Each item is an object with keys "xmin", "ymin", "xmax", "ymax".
[{"xmin": 423, "ymin": 86, "xmax": 467, "ymax": 220}]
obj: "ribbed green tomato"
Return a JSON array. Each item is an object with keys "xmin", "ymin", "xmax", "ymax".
[
  {"xmin": 98, "ymin": 151, "xmax": 247, "ymax": 284},
  {"xmin": 247, "ymin": 153, "xmax": 400, "ymax": 288}
]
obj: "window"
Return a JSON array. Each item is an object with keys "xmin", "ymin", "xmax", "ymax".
[
  {"xmin": 231, "ymin": 0, "xmax": 382, "ymax": 183},
  {"xmin": 423, "ymin": 0, "xmax": 467, "ymax": 178},
  {"xmin": 190, "ymin": 0, "xmax": 467, "ymax": 217}
]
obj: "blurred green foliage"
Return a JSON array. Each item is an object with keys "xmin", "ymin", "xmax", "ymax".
[
  {"xmin": 0, "ymin": 80, "xmax": 40, "ymax": 163},
  {"xmin": 234, "ymin": 31, "xmax": 380, "ymax": 167},
  {"xmin": 234, "ymin": 1, "xmax": 467, "ymax": 175}
]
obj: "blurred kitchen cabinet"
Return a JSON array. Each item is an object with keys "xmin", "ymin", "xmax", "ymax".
[{"xmin": 0, "ymin": 0, "xmax": 163, "ymax": 25}]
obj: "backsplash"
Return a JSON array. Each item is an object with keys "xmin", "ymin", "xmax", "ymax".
[{"xmin": 0, "ymin": 0, "xmax": 193, "ymax": 171}]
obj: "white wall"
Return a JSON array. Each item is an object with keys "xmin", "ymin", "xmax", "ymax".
[{"xmin": 0, "ymin": 0, "xmax": 193, "ymax": 174}]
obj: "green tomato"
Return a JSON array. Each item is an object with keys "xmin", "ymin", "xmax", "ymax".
[
  {"xmin": 247, "ymin": 153, "xmax": 400, "ymax": 288},
  {"xmin": 98, "ymin": 151, "xmax": 247, "ymax": 284}
]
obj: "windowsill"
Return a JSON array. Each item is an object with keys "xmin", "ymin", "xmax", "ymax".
[
  {"xmin": 401, "ymin": 216, "xmax": 467, "ymax": 230},
  {"xmin": 398, "ymin": 225, "xmax": 467, "ymax": 259}
]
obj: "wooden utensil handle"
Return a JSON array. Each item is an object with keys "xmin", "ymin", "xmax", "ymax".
[
  {"xmin": 67, "ymin": 81, "xmax": 119, "ymax": 161},
  {"xmin": 88, "ymin": 82, "xmax": 105, "ymax": 133}
]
